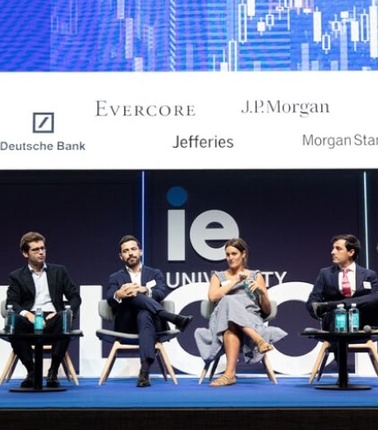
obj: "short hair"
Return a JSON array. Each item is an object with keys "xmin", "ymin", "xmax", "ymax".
[
  {"xmin": 20, "ymin": 232, "xmax": 46, "ymax": 253},
  {"xmin": 119, "ymin": 235, "xmax": 141, "ymax": 252},
  {"xmin": 331, "ymin": 234, "xmax": 361, "ymax": 260},
  {"xmin": 224, "ymin": 238, "xmax": 249, "ymax": 266}
]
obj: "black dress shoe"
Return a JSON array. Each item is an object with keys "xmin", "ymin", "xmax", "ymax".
[
  {"xmin": 312, "ymin": 302, "xmax": 331, "ymax": 319},
  {"xmin": 46, "ymin": 370, "xmax": 60, "ymax": 388},
  {"xmin": 20, "ymin": 371, "xmax": 34, "ymax": 388},
  {"xmin": 175, "ymin": 315, "xmax": 194, "ymax": 332},
  {"xmin": 136, "ymin": 370, "xmax": 151, "ymax": 388}
]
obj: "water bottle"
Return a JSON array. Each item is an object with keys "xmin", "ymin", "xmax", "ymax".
[
  {"xmin": 5, "ymin": 304, "xmax": 15, "ymax": 334},
  {"xmin": 34, "ymin": 308, "xmax": 44, "ymax": 334},
  {"xmin": 348, "ymin": 303, "xmax": 360, "ymax": 333},
  {"xmin": 62, "ymin": 305, "xmax": 73, "ymax": 334},
  {"xmin": 334, "ymin": 303, "xmax": 347, "ymax": 333}
]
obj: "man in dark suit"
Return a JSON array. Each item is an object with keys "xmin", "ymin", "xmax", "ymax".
[
  {"xmin": 107, "ymin": 234, "xmax": 193, "ymax": 387},
  {"xmin": 6, "ymin": 231, "xmax": 81, "ymax": 388},
  {"xmin": 306, "ymin": 233, "xmax": 378, "ymax": 330}
]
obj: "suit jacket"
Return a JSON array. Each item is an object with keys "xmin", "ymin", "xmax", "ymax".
[
  {"xmin": 306, "ymin": 263, "xmax": 378, "ymax": 319},
  {"xmin": 106, "ymin": 265, "xmax": 169, "ymax": 333},
  {"xmin": 6, "ymin": 263, "xmax": 81, "ymax": 317},
  {"xmin": 107, "ymin": 265, "xmax": 168, "ymax": 307}
]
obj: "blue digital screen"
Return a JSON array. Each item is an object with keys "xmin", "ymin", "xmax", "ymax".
[{"xmin": 0, "ymin": 0, "xmax": 377, "ymax": 71}]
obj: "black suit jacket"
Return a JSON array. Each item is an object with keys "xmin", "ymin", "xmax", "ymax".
[
  {"xmin": 107, "ymin": 265, "xmax": 168, "ymax": 306},
  {"xmin": 306, "ymin": 263, "xmax": 378, "ymax": 319},
  {"xmin": 6, "ymin": 263, "xmax": 81, "ymax": 317},
  {"xmin": 106, "ymin": 265, "xmax": 169, "ymax": 333}
]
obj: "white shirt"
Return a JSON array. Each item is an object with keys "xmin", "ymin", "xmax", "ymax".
[
  {"xmin": 126, "ymin": 264, "xmax": 142, "ymax": 285},
  {"xmin": 30, "ymin": 264, "xmax": 56, "ymax": 313}
]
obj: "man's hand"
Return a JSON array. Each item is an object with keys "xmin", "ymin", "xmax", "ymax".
[
  {"xmin": 117, "ymin": 283, "xmax": 142, "ymax": 299},
  {"xmin": 25, "ymin": 311, "xmax": 36, "ymax": 324},
  {"xmin": 46, "ymin": 312, "xmax": 57, "ymax": 321},
  {"xmin": 25, "ymin": 311, "xmax": 46, "ymax": 328}
]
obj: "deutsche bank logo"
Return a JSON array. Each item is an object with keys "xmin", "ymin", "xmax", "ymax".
[
  {"xmin": 167, "ymin": 186, "xmax": 239, "ymax": 261},
  {"xmin": 33, "ymin": 112, "xmax": 55, "ymax": 133}
]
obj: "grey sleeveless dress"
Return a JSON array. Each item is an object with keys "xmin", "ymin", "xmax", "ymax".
[{"xmin": 195, "ymin": 270, "xmax": 287, "ymax": 364}]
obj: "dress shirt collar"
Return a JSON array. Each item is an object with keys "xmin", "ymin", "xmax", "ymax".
[
  {"xmin": 28, "ymin": 263, "xmax": 47, "ymax": 274},
  {"xmin": 339, "ymin": 262, "xmax": 356, "ymax": 273}
]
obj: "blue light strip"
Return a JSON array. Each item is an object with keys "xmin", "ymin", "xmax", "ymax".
[
  {"xmin": 141, "ymin": 170, "xmax": 146, "ymax": 261},
  {"xmin": 363, "ymin": 171, "xmax": 369, "ymax": 269}
]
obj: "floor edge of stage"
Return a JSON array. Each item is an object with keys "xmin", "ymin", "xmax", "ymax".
[{"xmin": 1, "ymin": 407, "xmax": 378, "ymax": 430}]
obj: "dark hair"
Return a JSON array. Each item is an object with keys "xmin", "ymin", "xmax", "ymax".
[
  {"xmin": 224, "ymin": 238, "xmax": 249, "ymax": 266},
  {"xmin": 331, "ymin": 234, "xmax": 361, "ymax": 260},
  {"xmin": 20, "ymin": 232, "xmax": 46, "ymax": 253},
  {"xmin": 119, "ymin": 235, "xmax": 141, "ymax": 252}
]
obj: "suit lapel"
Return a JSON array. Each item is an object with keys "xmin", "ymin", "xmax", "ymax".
[
  {"xmin": 355, "ymin": 265, "xmax": 363, "ymax": 291},
  {"xmin": 330, "ymin": 266, "xmax": 340, "ymax": 291},
  {"xmin": 141, "ymin": 266, "xmax": 148, "ymax": 285},
  {"xmin": 46, "ymin": 265, "xmax": 56, "ymax": 302},
  {"xmin": 121, "ymin": 268, "xmax": 132, "ymax": 284},
  {"xmin": 21, "ymin": 266, "xmax": 36, "ymax": 295}
]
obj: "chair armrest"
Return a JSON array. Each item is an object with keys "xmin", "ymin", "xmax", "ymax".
[
  {"xmin": 161, "ymin": 300, "xmax": 175, "ymax": 313},
  {"xmin": 98, "ymin": 300, "xmax": 115, "ymax": 322},
  {"xmin": 0, "ymin": 300, "xmax": 6, "ymax": 319},
  {"xmin": 263, "ymin": 300, "xmax": 277, "ymax": 322},
  {"xmin": 200, "ymin": 300, "xmax": 215, "ymax": 319}
]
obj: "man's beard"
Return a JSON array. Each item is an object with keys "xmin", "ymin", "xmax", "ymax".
[{"xmin": 126, "ymin": 257, "xmax": 139, "ymax": 268}]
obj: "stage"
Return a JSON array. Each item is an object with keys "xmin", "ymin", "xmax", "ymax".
[{"xmin": 1, "ymin": 375, "xmax": 378, "ymax": 429}]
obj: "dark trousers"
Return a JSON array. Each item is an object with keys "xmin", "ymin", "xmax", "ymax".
[
  {"xmin": 114, "ymin": 294, "xmax": 168, "ymax": 363},
  {"xmin": 11, "ymin": 312, "xmax": 69, "ymax": 373}
]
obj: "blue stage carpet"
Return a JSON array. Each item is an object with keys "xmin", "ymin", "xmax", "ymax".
[{"xmin": 1, "ymin": 376, "xmax": 378, "ymax": 409}]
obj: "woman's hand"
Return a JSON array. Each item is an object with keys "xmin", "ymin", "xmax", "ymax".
[
  {"xmin": 245, "ymin": 275, "xmax": 267, "ymax": 298},
  {"xmin": 239, "ymin": 272, "xmax": 248, "ymax": 282}
]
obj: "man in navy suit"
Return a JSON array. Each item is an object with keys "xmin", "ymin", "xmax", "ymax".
[
  {"xmin": 107, "ymin": 235, "xmax": 193, "ymax": 387},
  {"xmin": 306, "ymin": 233, "xmax": 378, "ymax": 330},
  {"xmin": 6, "ymin": 231, "xmax": 81, "ymax": 388}
]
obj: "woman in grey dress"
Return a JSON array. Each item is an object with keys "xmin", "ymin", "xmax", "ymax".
[{"xmin": 195, "ymin": 238, "xmax": 287, "ymax": 386}]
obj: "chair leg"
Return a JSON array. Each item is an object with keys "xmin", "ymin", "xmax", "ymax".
[
  {"xmin": 208, "ymin": 356, "xmax": 221, "ymax": 381},
  {"xmin": 198, "ymin": 362, "xmax": 211, "ymax": 384},
  {"xmin": 0, "ymin": 351, "xmax": 18, "ymax": 385},
  {"xmin": 308, "ymin": 341, "xmax": 330, "ymax": 384},
  {"xmin": 155, "ymin": 350, "xmax": 168, "ymax": 381},
  {"xmin": 98, "ymin": 341, "xmax": 120, "ymax": 385},
  {"xmin": 155, "ymin": 342, "xmax": 178, "ymax": 385},
  {"xmin": 62, "ymin": 352, "xmax": 79, "ymax": 385},
  {"xmin": 262, "ymin": 354, "xmax": 277, "ymax": 384},
  {"xmin": 365, "ymin": 340, "xmax": 378, "ymax": 376},
  {"xmin": 316, "ymin": 350, "xmax": 331, "ymax": 381}
]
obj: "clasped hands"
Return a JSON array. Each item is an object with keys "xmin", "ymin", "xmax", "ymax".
[
  {"xmin": 25, "ymin": 311, "xmax": 57, "ymax": 326},
  {"xmin": 117, "ymin": 282, "xmax": 146, "ymax": 299}
]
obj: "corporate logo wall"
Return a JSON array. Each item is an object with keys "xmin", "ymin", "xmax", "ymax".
[{"xmin": 0, "ymin": 1, "xmax": 376, "ymax": 72}]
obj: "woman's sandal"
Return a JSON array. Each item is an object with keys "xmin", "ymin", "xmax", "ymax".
[
  {"xmin": 210, "ymin": 374, "xmax": 236, "ymax": 387},
  {"xmin": 257, "ymin": 339, "xmax": 274, "ymax": 354}
]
